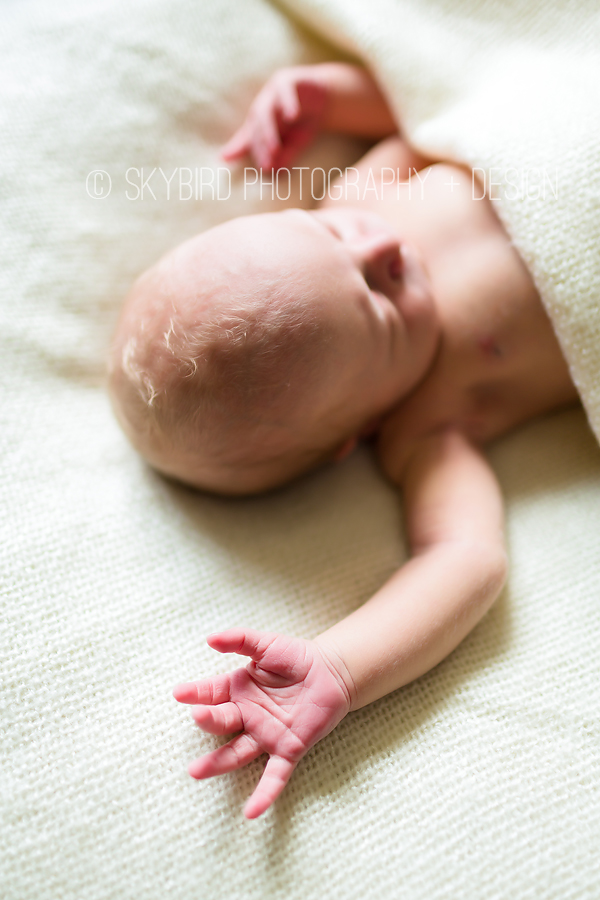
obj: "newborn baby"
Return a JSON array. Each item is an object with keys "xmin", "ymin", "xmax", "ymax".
[{"xmin": 108, "ymin": 63, "xmax": 578, "ymax": 818}]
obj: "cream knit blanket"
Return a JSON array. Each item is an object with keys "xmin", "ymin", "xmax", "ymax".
[{"xmin": 1, "ymin": 2, "xmax": 599, "ymax": 899}]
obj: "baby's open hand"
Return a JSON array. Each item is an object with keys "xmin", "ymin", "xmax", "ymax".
[
  {"xmin": 173, "ymin": 628, "xmax": 351, "ymax": 818},
  {"xmin": 221, "ymin": 66, "xmax": 328, "ymax": 171}
]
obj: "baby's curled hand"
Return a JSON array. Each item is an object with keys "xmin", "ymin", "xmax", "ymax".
[
  {"xmin": 221, "ymin": 66, "xmax": 328, "ymax": 171},
  {"xmin": 173, "ymin": 628, "xmax": 351, "ymax": 818}
]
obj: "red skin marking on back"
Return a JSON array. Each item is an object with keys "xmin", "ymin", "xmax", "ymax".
[{"xmin": 478, "ymin": 335, "xmax": 503, "ymax": 358}]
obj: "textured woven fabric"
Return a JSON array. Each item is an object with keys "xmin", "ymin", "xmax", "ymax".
[{"xmin": 1, "ymin": 2, "xmax": 599, "ymax": 899}]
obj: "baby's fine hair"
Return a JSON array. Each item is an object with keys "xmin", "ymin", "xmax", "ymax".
[{"xmin": 108, "ymin": 277, "xmax": 325, "ymax": 472}]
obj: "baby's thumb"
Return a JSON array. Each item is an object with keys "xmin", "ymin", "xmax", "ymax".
[{"xmin": 207, "ymin": 628, "xmax": 271, "ymax": 661}]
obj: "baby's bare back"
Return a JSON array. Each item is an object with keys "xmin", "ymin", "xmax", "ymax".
[{"xmin": 320, "ymin": 138, "xmax": 578, "ymax": 469}]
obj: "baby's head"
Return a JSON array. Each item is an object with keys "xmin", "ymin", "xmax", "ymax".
[{"xmin": 108, "ymin": 208, "xmax": 439, "ymax": 494}]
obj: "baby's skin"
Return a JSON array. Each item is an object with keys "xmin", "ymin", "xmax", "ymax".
[{"xmin": 111, "ymin": 64, "xmax": 579, "ymax": 817}]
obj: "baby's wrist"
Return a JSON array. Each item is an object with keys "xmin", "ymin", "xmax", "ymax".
[
  {"xmin": 313, "ymin": 634, "xmax": 358, "ymax": 713},
  {"xmin": 308, "ymin": 62, "xmax": 395, "ymax": 138}
]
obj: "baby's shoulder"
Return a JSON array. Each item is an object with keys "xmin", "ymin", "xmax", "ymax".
[
  {"xmin": 411, "ymin": 161, "xmax": 475, "ymax": 202},
  {"xmin": 376, "ymin": 411, "xmax": 437, "ymax": 486},
  {"xmin": 376, "ymin": 415, "xmax": 474, "ymax": 487}
]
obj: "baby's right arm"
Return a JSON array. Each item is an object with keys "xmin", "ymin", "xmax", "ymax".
[
  {"xmin": 221, "ymin": 62, "xmax": 398, "ymax": 171},
  {"xmin": 173, "ymin": 430, "xmax": 507, "ymax": 818},
  {"xmin": 315, "ymin": 429, "xmax": 508, "ymax": 709}
]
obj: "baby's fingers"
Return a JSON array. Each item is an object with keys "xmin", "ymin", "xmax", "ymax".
[
  {"xmin": 278, "ymin": 76, "xmax": 301, "ymax": 122},
  {"xmin": 221, "ymin": 125, "xmax": 251, "ymax": 162},
  {"xmin": 173, "ymin": 671, "xmax": 232, "ymax": 705},
  {"xmin": 244, "ymin": 755, "xmax": 296, "ymax": 819},
  {"xmin": 249, "ymin": 99, "xmax": 282, "ymax": 170},
  {"xmin": 192, "ymin": 701, "xmax": 243, "ymax": 736},
  {"xmin": 188, "ymin": 733, "xmax": 261, "ymax": 779}
]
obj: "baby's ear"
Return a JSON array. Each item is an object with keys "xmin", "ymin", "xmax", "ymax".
[{"xmin": 332, "ymin": 436, "xmax": 358, "ymax": 463}]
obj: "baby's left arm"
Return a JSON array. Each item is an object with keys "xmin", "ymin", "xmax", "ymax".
[
  {"xmin": 221, "ymin": 62, "xmax": 398, "ymax": 171},
  {"xmin": 174, "ymin": 430, "xmax": 507, "ymax": 817}
]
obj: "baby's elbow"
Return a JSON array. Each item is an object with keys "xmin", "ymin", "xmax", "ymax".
[
  {"xmin": 491, "ymin": 541, "xmax": 508, "ymax": 587},
  {"xmin": 473, "ymin": 540, "xmax": 508, "ymax": 608}
]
